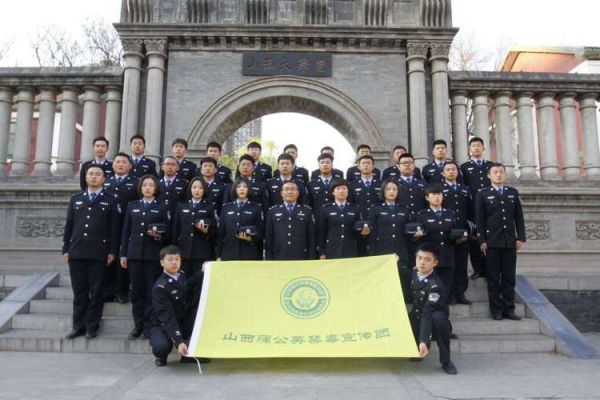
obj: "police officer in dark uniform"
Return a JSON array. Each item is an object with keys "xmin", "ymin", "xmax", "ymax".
[
  {"xmin": 460, "ymin": 137, "xmax": 494, "ymax": 279},
  {"xmin": 346, "ymin": 144, "xmax": 382, "ymax": 182},
  {"xmin": 158, "ymin": 156, "xmax": 189, "ymax": 214},
  {"xmin": 246, "ymin": 141, "xmax": 272, "ymax": 181},
  {"xmin": 103, "ymin": 152, "xmax": 140, "ymax": 304},
  {"xmin": 172, "ymin": 177, "xmax": 216, "ymax": 276},
  {"xmin": 266, "ymin": 153, "xmax": 308, "ymax": 207},
  {"xmin": 382, "ymin": 145, "xmax": 423, "ymax": 181},
  {"xmin": 475, "ymin": 163, "xmax": 526, "ymax": 321},
  {"xmin": 273, "ymin": 144, "xmax": 310, "ymax": 183},
  {"xmin": 307, "ymin": 153, "xmax": 336, "ymax": 219},
  {"xmin": 129, "ymin": 135, "xmax": 157, "ymax": 178},
  {"xmin": 217, "ymin": 178, "xmax": 264, "ymax": 261},
  {"xmin": 225, "ymin": 154, "xmax": 270, "ymax": 214},
  {"xmin": 197, "ymin": 157, "xmax": 228, "ymax": 217},
  {"xmin": 265, "ymin": 181, "xmax": 316, "ymax": 260},
  {"xmin": 63, "ymin": 165, "xmax": 121, "ymax": 339},
  {"xmin": 120, "ymin": 175, "xmax": 171, "ymax": 339},
  {"xmin": 349, "ymin": 155, "xmax": 381, "ymax": 256},
  {"xmin": 310, "ymin": 146, "xmax": 344, "ymax": 181},
  {"xmin": 206, "ymin": 141, "xmax": 233, "ymax": 184},
  {"xmin": 161, "ymin": 138, "xmax": 196, "ymax": 182},
  {"xmin": 422, "ymin": 140, "xmax": 462, "ymax": 184},
  {"xmin": 409, "ymin": 243, "xmax": 457, "ymax": 375},
  {"xmin": 79, "ymin": 136, "xmax": 114, "ymax": 190},
  {"xmin": 441, "ymin": 162, "xmax": 472, "ymax": 305},
  {"xmin": 395, "ymin": 153, "xmax": 427, "ymax": 218},
  {"xmin": 318, "ymin": 179, "xmax": 369, "ymax": 259}
]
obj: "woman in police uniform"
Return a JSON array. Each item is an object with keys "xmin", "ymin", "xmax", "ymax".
[
  {"xmin": 217, "ymin": 178, "xmax": 264, "ymax": 261},
  {"xmin": 120, "ymin": 175, "xmax": 171, "ymax": 339},
  {"xmin": 172, "ymin": 177, "xmax": 216, "ymax": 277}
]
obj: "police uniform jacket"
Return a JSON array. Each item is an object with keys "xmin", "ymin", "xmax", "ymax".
[
  {"xmin": 224, "ymin": 177, "xmax": 270, "ymax": 214},
  {"xmin": 176, "ymin": 159, "xmax": 197, "ymax": 182},
  {"xmin": 398, "ymin": 178, "xmax": 427, "ymax": 217},
  {"xmin": 62, "ymin": 190, "xmax": 121, "ymax": 260},
  {"xmin": 131, "ymin": 156, "xmax": 157, "ymax": 178},
  {"xmin": 265, "ymin": 177, "xmax": 308, "ymax": 207},
  {"xmin": 460, "ymin": 159, "xmax": 492, "ymax": 198},
  {"xmin": 254, "ymin": 161, "xmax": 273, "ymax": 181},
  {"xmin": 346, "ymin": 165, "xmax": 381, "ymax": 182},
  {"xmin": 410, "ymin": 270, "xmax": 449, "ymax": 346},
  {"xmin": 368, "ymin": 203, "xmax": 411, "ymax": 266},
  {"xmin": 317, "ymin": 203, "xmax": 362, "ymax": 258},
  {"xmin": 172, "ymin": 200, "xmax": 215, "ymax": 261},
  {"xmin": 382, "ymin": 165, "xmax": 423, "ymax": 181},
  {"xmin": 415, "ymin": 208, "xmax": 457, "ymax": 268},
  {"xmin": 307, "ymin": 178, "xmax": 334, "ymax": 219},
  {"xmin": 349, "ymin": 177, "xmax": 381, "ymax": 216},
  {"xmin": 475, "ymin": 186, "xmax": 526, "ymax": 248},
  {"xmin": 79, "ymin": 159, "xmax": 114, "ymax": 190},
  {"xmin": 310, "ymin": 168, "xmax": 344, "ymax": 182},
  {"xmin": 120, "ymin": 199, "xmax": 171, "ymax": 261},
  {"xmin": 265, "ymin": 204, "xmax": 316, "ymax": 260},
  {"xmin": 158, "ymin": 177, "xmax": 189, "ymax": 212},
  {"xmin": 151, "ymin": 271, "xmax": 190, "ymax": 347},
  {"xmin": 104, "ymin": 174, "xmax": 140, "ymax": 218},
  {"xmin": 442, "ymin": 182, "xmax": 472, "ymax": 229},
  {"xmin": 274, "ymin": 166, "xmax": 309, "ymax": 184},
  {"xmin": 216, "ymin": 163, "xmax": 233, "ymax": 184},
  {"xmin": 422, "ymin": 161, "xmax": 463, "ymax": 184},
  {"xmin": 204, "ymin": 179, "xmax": 228, "ymax": 216},
  {"xmin": 216, "ymin": 201, "xmax": 264, "ymax": 260}
]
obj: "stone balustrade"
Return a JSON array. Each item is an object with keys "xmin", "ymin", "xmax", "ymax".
[
  {"xmin": 0, "ymin": 67, "xmax": 123, "ymax": 179},
  {"xmin": 449, "ymin": 71, "xmax": 600, "ymax": 182}
]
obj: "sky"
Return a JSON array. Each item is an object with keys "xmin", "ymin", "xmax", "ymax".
[{"xmin": 0, "ymin": 0, "xmax": 598, "ymax": 169}]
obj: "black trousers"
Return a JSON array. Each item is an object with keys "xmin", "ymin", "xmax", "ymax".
[
  {"xmin": 410, "ymin": 311, "xmax": 451, "ymax": 365},
  {"xmin": 182, "ymin": 259, "xmax": 207, "ymax": 278},
  {"xmin": 357, "ymin": 236, "xmax": 369, "ymax": 257},
  {"xmin": 128, "ymin": 260, "xmax": 162, "ymax": 331},
  {"xmin": 149, "ymin": 317, "xmax": 194, "ymax": 361},
  {"xmin": 469, "ymin": 238, "xmax": 486, "ymax": 276},
  {"xmin": 398, "ymin": 263, "xmax": 413, "ymax": 304},
  {"xmin": 68, "ymin": 259, "xmax": 106, "ymax": 332},
  {"xmin": 104, "ymin": 260, "xmax": 130, "ymax": 298},
  {"xmin": 451, "ymin": 243, "xmax": 469, "ymax": 298},
  {"xmin": 435, "ymin": 267, "xmax": 454, "ymax": 298},
  {"xmin": 485, "ymin": 247, "xmax": 517, "ymax": 314}
]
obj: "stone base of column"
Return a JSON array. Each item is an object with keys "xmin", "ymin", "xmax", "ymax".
[
  {"xmin": 519, "ymin": 171, "xmax": 539, "ymax": 182},
  {"xmin": 9, "ymin": 161, "xmax": 30, "ymax": 177},
  {"xmin": 584, "ymin": 167, "xmax": 600, "ymax": 181},
  {"xmin": 31, "ymin": 162, "xmax": 52, "ymax": 177},
  {"xmin": 53, "ymin": 162, "xmax": 75, "ymax": 178},
  {"xmin": 563, "ymin": 167, "xmax": 581, "ymax": 181},
  {"xmin": 540, "ymin": 167, "xmax": 562, "ymax": 181}
]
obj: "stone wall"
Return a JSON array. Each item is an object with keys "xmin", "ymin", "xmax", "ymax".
[{"xmin": 543, "ymin": 291, "xmax": 600, "ymax": 332}]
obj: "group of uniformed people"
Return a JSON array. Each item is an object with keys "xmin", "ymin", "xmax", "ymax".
[{"xmin": 62, "ymin": 134, "xmax": 526, "ymax": 374}]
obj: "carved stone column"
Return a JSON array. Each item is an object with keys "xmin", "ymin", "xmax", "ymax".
[
  {"xmin": 579, "ymin": 94, "xmax": 600, "ymax": 180},
  {"xmin": 472, "ymin": 91, "xmax": 491, "ymax": 159},
  {"xmin": 31, "ymin": 87, "xmax": 58, "ymax": 177},
  {"xmin": 105, "ymin": 86, "xmax": 122, "ymax": 160},
  {"xmin": 143, "ymin": 39, "xmax": 168, "ymax": 163},
  {"xmin": 406, "ymin": 41, "xmax": 429, "ymax": 168},
  {"xmin": 558, "ymin": 93, "xmax": 580, "ymax": 180},
  {"xmin": 430, "ymin": 42, "xmax": 452, "ymax": 158},
  {"xmin": 493, "ymin": 91, "xmax": 515, "ymax": 180},
  {"xmin": 0, "ymin": 87, "xmax": 13, "ymax": 179},
  {"xmin": 515, "ymin": 92, "xmax": 538, "ymax": 181},
  {"xmin": 80, "ymin": 86, "xmax": 102, "ymax": 165},
  {"xmin": 54, "ymin": 87, "xmax": 80, "ymax": 178},
  {"xmin": 536, "ymin": 92, "xmax": 560, "ymax": 181},
  {"xmin": 450, "ymin": 90, "xmax": 468, "ymax": 165},
  {"xmin": 10, "ymin": 87, "xmax": 35, "ymax": 177},
  {"xmin": 119, "ymin": 39, "xmax": 144, "ymax": 151}
]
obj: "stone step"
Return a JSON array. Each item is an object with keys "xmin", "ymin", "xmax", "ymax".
[
  {"xmin": 11, "ymin": 314, "xmax": 135, "ymax": 334},
  {"xmin": 44, "ymin": 287, "xmax": 74, "ymax": 300},
  {"xmin": 449, "ymin": 303, "xmax": 525, "ymax": 318},
  {"xmin": 430, "ymin": 334, "xmax": 556, "ymax": 354},
  {"xmin": 2, "ymin": 274, "xmax": 33, "ymax": 288},
  {"xmin": 29, "ymin": 300, "xmax": 131, "ymax": 317},
  {"xmin": 452, "ymin": 317, "xmax": 541, "ymax": 335},
  {"xmin": 458, "ymin": 289, "xmax": 490, "ymax": 303},
  {"xmin": 0, "ymin": 287, "xmax": 14, "ymax": 300}
]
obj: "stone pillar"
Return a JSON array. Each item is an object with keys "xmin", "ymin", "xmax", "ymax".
[
  {"xmin": 31, "ymin": 87, "xmax": 57, "ymax": 177},
  {"xmin": 450, "ymin": 90, "xmax": 469, "ymax": 165},
  {"xmin": 0, "ymin": 87, "xmax": 13, "ymax": 179},
  {"xmin": 10, "ymin": 87, "xmax": 35, "ymax": 177},
  {"xmin": 55, "ymin": 87, "xmax": 80, "ymax": 177},
  {"xmin": 143, "ymin": 39, "xmax": 168, "ymax": 162},
  {"xmin": 515, "ymin": 92, "xmax": 538, "ymax": 181},
  {"xmin": 579, "ymin": 94, "xmax": 600, "ymax": 180},
  {"xmin": 472, "ymin": 91, "xmax": 491, "ymax": 159},
  {"xmin": 492, "ymin": 91, "xmax": 516, "ymax": 180},
  {"xmin": 406, "ymin": 41, "xmax": 429, "ymax": 168},
  {"xmin": 105, "ymin": 86, "xmax": 122, "ymax": 160},
  {"xmin": 536, "ymin": 93, "xmax": 560, "ymax": 181},
  {"xmin": 80, "ymin": 86, "xmax": 102, "ymax": 164},
  {"xmin": 119, "ymin": 39, "xmax": 145, "ymax": 151},
  {"xmin": 558, "ymin": 93, "xmax": 580, "ymax": 180},
  {"xmin": 429, "ymin": 43, "xmax": 452, "ymax": 159}
]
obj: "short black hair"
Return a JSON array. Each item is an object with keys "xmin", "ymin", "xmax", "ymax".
[
  {"xmin": 320, "ymin": 146, "xmax": 334, "ymax": 154},
  {"xmin": 318, "ymin": 153, "xmax": 334, "ymax": 162},
  {"xmin": 432, "ymin": 139, "xmax": 447, "ymax": 149},
  {"xmin": 93, "ymin": 136, "xmax": 109, "ymax": 147},
  {"xmin": 393, "ymin": 145, "xmax": 407, "ymax": 152},
  {"xmin": 357, "ymin": 155, "xmax": 374, "ymax": 164},
  {"xmin": 398, "ymin": 153, "xmax": 414, "ymax": 162},
  {"xmin": 113, "ymin": 152, "xmax": 132, "ymax": 164},
  {"xmin": 277, "ymin": 153, "xmax": 295, "ymax": 164},
  {"xmin": 172, "ymin": 138, "xmax": 189, "ymax": 149},
  {"xmin": 85, "ymin": 164, "xmax": 105, "ymax": 176},
  {"xmin": 247, "ymin": 141, "xmax": 262, "ymax": 150},
  {"xmin": 206, "ymin": 141, "xmax": 222, "ymax": 151},
  {"xmin": 238, "ymin": 154, "xmax": 255, "ymax": 165},
  {"xmin": 443, "ymin": 161, "xmax": 459, "ymax": 171},
  {"xmin": 424, "ymin": 183, "xmax": 444, "ymax": 196},
  {"xmin": 187, "ymin": 176, "xmax": 208, "ymax": 199},
  {"xmin": 357, "ymin": 144, "xmax": 371, "ymax": 152},
  {"xmin": 283, "ymin": 144, "xmax": 298, "ymax": 153},
  {"xmin": 488, "ymin": 162, "xmax": 506, "ymax": 173},
  {"xmin": 416, "ymin": 242, "xmax": 440, "ymax": 261},
  {"xmin": 200, "ymin": 157, "xmax": 217, "ymax": 167},
  {"xmin": 281, "ymin": 180, "xmax": 299, "ymax": 191},
  {"xmin": 330, "ymin": 178, "xmax": 349, "ymax": 193},
  {"xmin": 469, "ymin": 137, "xmax": 484, "ymax": 146},
  {"xmin": 162, "ymin": 155, "xmax": 178, "ymax": 164},
  {"xmin": 130, "ymin": 134, "xmax": 145, "ymax": 145},
  {"xmin": 159, "ymin": 245, "xmax": 181, "ymax": 260}
]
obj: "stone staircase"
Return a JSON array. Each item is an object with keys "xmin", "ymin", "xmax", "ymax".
[{"xmin": 0, "ymin": 272, "xmax": 556, "ymax": 354}]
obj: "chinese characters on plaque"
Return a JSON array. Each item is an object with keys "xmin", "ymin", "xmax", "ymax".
[{"xmin": 242, "ymin": 52, "xmax": 332, "ymax": 77}]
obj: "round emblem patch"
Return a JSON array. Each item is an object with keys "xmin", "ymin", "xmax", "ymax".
[{"xmin": 280, "ymin": 277, "xmax": 330, "ymax": 319}]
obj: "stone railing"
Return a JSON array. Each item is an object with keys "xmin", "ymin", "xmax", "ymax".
[
  {"xmin": 0, "ymin": 67, "xmax": 123, "ymax": 179},
  {"xmin": 449, "ymin": 71, "xmax": 600, "ymax": 182}
]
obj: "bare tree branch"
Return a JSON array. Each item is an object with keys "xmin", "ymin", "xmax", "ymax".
[
  {"xmin": 82, "ymin": 16, "xmax": 122, "ymax": 66},
  {"xmin": 30, "ymin": 25, "xmax": 84, "ymax": 67}
]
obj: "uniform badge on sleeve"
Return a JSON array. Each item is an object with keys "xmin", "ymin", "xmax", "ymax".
[{"xmin": 428, "ymin": 293, "xmax": 440, "ymax": 303}]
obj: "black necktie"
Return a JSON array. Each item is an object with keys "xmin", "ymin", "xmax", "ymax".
[
  {"xmin": 435, "ymin": 210, "xmax": 442, "ymax": 217},
  {"xmin": 89, "ymin": 192, "xmax": 96, "ymax": 201},
  {"xmin": 451, "ymin": 184, "xmax": 456, "ymax": 192},
  {"xmin": 365, "ymin": 180, "xmax": 371, "ymax": 188},
  {"xmin": 287, "ymin": 204, "xmax": 294, "ymax": 215},
  {"xmin": 476, "ymin": 160, "xmax": 482, "ymax": 167},
  {"xmin": 134, "ymin": 158, "xmax": 139, "ymax": 166},
  {"xmin": 116, "ymin": 177, "xmax": 122, "ymax": 186}
]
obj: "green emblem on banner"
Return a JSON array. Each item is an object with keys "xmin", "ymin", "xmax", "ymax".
[{"xmin": 281, "ymin": 277, "xmax": 330, "ymax": 319}]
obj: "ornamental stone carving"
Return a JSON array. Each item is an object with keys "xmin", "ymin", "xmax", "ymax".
[
  {"xmin": 406, "ymin": 42, "xmax": 429, "ymax": 58},
  {"xmin": 575, "ymin": 221, "xmax": 600, "ymax": 240},
  {"xmin": 144, "ymin": 39, "xmax": 168, "ymax": 55},
  {"xmin": 525, "ymin": 221, "xmax": 550, "ymax": 241},
  {"xmin": 121, "ymin": 39, "xmax": 145, "ymax": 54},
  {"xmin": 16, "ymin": 217, "xmax": 64, "ymax": 238},
  {"xmin": 429, "ymin": 42, "xmax": 451, "ymax": 59}
]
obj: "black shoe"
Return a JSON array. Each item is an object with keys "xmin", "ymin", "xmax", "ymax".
[
  {"xmin": 492, "ymin": 311, "xmax": 503, "ymax": 320},
  {"xmin": 155, "ymin": 358, "xmax": 167, "ymax": 367},
  {"xmin": 448, "ymin": 296, "xmax": 457, "ymax": 305},
  {"xmin": 116, "ymin": 295, "xmax": 128, "ymax": 304},
  {"xmin": 456, "ymin": 294, "xmax": 472, "ymax": 305},
  {"xmin": 442, "ymin": 361, "xmax": 458, "ymax": 375},
  {"xmin": 503, "ymin": 312, "xmax": 522, "ymax": 321},
  {"xmin": 85, "ymin": 331, "xmax": 98, "ymax": 340},
  {"xmin": 128, "ymin": 326, "xmax": 143, "ymax": 340},
  {"xmin": 450, "ymin": 333, "xmax": 459, "ymax": 339},
  {"xmin": 65, "ymin": 329, "xmax": 85, "ymax": 340},
  {"xmin": 470, "ymin": 272, "xmax": 486, "ymax": 280}
]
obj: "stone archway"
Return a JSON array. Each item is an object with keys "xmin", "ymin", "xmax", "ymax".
[{"xmin": 188, "ymin": 76, "xmax": 385, "ymax": 152}]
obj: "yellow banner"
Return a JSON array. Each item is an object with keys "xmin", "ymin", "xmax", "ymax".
[{"xmin": 189, "ymin": 254, "xmax": 419, "ymax": 358}]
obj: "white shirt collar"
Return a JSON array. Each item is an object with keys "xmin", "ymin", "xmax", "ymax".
[
  {"xmin": 418, "ymin": 271, "xmax": 433, "ymax": 281},
  {"xmin": 164, "ymin": 271, "xmax": 180, "ymax": 281}
]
